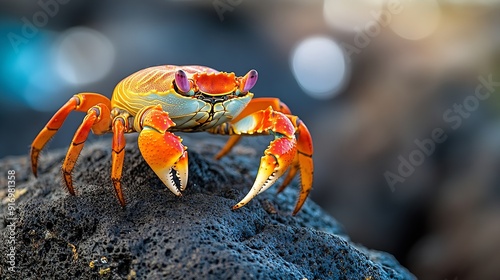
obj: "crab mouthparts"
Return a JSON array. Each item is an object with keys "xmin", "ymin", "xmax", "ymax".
[{"xmin": 195, "ymin": 93, "xmax": 232, "ymax": 104}]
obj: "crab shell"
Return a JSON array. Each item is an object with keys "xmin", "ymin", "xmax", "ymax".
[{"xmin": 111, "ymin": 66, "xmax": 256, "ymax": 132}]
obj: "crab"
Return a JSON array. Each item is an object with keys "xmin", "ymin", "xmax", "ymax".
[{"xmin": 30, "ymin": 65, "xmax": 314, "ymax": 214}]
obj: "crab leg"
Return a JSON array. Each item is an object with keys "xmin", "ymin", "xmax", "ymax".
[
  {"xmin": 215, "ymin": 98, "xmax": 291, "ymax": 159},
  {"xmin": 137, "ymin": 105, "xmax": 188, "ymax": 196},
  {"xmin": 111, "ymin": 117, "xmax": 127, "ymax": 206},
  {"xmin": 62, "ymin": 103, "xmax": 111, "ymax": 195},
  {"xmin": 30, "ymin": 93, "xmax": 111, "ymax": 177},
  {"xmin": 276, "ymin": 116, "xmax": 313, "ymax": 214}
]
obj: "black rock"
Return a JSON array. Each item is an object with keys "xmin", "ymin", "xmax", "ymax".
[{"xmin": 0, "ymin": 135, "xmax": 415, "ymax": 279}]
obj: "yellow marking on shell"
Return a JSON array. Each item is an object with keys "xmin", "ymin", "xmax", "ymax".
[
  {"xmin": 135, "ymin": 69, "xmax": 157, "ymax": 87},
  {"xmin": 111, "ymin": 67, "xmax": 181, "ymax": 115}
]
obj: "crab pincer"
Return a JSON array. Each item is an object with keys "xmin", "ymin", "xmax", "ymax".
[{"xmin": 137, "ymin": 105, "xmax": 189, "ymax": 196}]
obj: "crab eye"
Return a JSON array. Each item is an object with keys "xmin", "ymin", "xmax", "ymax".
[
  {"xmin": 175, "ymin": 69, "xmax": 191, "ymax": 94},
  {"xmin": 242, "ymin": 69, "xmax": 258, "ymax": 92}
]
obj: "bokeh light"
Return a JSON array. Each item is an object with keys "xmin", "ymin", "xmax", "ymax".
[
  {"xmin": 55, "ymin": 27, "xmax": 115, "ymax": 85},
  {"xmin": 389, "ymin": 0, "xmax": 441, "ymax": 40},
  {"xmin": 290, "ymin": 36, "xmax": 348, "ymax": 99},
  {"xmin": 7, "ymin": 32, "xmax": 67, "ymax": 112},
  {"xmin": 323, "ymin": 0, "xmax": 385, "ymax": 31}
]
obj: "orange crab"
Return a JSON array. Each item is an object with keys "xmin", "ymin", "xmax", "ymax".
[{"xmin": 30, "ymin": 65, "xmax": 313, "ymax": 214}]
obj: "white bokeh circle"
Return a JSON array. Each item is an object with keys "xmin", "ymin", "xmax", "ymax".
[{"xmin": 291, "ymin": 36, "xmax": 348, "ymax": 99}]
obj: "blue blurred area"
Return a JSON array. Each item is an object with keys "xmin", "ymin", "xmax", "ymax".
[{"xmin": 1, "ymin": 1, "xmax": 500, "ymax": 279}]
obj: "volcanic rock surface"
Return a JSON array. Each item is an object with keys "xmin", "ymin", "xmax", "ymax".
[{"xmin": 0, "ymin": 135, "xmax": 415, "ymax": 279}]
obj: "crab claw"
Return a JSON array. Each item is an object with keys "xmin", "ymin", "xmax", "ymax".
[
  {"xmin": 138, "ymin": 106, "xmax": 188, "ymax": 196},
  {"xmin": 139, "ymin": 129, "xmax": 188, "ymax": 195},
  {"xmin": 232, "ymin": 137, "xmax": 296, "ymax": 210}
]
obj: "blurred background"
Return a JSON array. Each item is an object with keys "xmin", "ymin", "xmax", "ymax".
[{"xmin": 1, "ymin": 0, "xmax": 500, "ymax": 279}]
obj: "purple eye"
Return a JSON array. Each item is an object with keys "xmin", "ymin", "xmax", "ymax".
[
  {"xmin": 175, "ymin": 70, "xmax": 191, "ymax": 93},
  {"xmin": 243, "ymin": 69, "xmax": 258, "ymax": 92}
]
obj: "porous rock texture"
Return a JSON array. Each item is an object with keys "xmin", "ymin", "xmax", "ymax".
[{"xmin": 0, "ymin": 135, "xmax": 415, "ymax": 279}]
